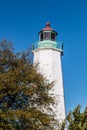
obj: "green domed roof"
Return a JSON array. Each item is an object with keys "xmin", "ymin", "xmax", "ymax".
[{"xmin": 38, "ymin": 40, "xmax": 57, "ymax": 48}]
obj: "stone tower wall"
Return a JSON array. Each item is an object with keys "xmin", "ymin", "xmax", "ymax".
[{"xmin": 33, "ymin": 48, "xmax": 65, "ymax": 122}]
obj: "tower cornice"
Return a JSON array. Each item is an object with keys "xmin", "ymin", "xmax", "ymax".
[{"xmin": 32, "ymin": 47, "xmax": 63, "ymax": 56}]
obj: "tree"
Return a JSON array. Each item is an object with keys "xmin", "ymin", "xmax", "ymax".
[
  {"xmin": 66, "ymin": 105, "xmax": 87, "ymax": 130},
  {"xmin": 0, "ymin": 39, "xmax": 59, "ymax": 130}
]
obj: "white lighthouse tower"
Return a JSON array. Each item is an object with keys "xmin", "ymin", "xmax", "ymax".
[{"xmin": 32, "ymin": 22, "xmax": 66, "ymax": 124}]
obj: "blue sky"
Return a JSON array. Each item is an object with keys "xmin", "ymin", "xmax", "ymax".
[{"xmin": 0, "ymin": 0, "xmax": 87, "ymax": 114}]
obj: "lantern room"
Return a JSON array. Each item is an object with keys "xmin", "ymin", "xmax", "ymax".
[{"xmin": 38, "ymin": 22, "xmax": 57, "ymax": 41}]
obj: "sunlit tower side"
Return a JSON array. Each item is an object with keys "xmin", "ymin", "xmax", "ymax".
[{"xmin": 32, "ymin": 22, "xmax": 66, "ymax": 124}]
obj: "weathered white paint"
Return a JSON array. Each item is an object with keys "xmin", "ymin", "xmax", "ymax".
[{"xmin": 33, "ymin": 47, "xmax": 65, "ymax": 123}]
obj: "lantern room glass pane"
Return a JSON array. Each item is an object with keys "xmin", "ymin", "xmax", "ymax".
[
  {"xmin": 51, "ymin": 32, "xmax": 55, "ymax": 41},
  {"xmin": 40, "ymin": 33, "xmax": 43, "ymax": 41},
  {"xmin": 43, "ymin": 32, "xmax": 51, "ymax": 40}
]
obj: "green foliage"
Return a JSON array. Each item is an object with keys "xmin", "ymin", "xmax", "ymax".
[
  {"xmin": 66, "ymin": 105, "xmax": 87, "ymax": 130},
  {"xmin": 0, "ymin": 39, "xmax": 58, "ymax": 130}
]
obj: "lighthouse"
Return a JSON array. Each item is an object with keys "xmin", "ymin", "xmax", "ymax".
[{"xmin": 32, "ymin": 22, "xmax": 66, "ymax": 124}]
